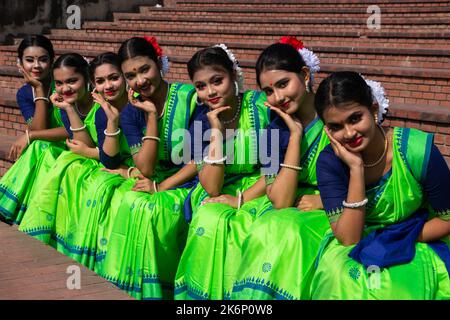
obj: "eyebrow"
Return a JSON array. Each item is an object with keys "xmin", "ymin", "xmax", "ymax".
[
  {"xmin": 95, "ymin": 73, "xmax": 120, "ymax": 80},
  {"xmin": 261, "ymin": 77, "xmax": 288, "ymax": 90},
  {"xmin": 24, "ymin": 55, "xmax": 49, "ymax": 59}
]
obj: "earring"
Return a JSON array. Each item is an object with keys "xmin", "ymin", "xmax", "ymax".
[
  {"xmin": 234, "ymin": 81, "xmax": 239, "ymax": 97},
  {"xmin": 305, "ymin": 79, "xmax": 311, "ymax": 93},
  {"xmin": 374, "ymin": 113, "xmax": 379, "ymax": 124},
  {"xmin": 160, "ymin": 70, "xmax": 164, "ymax": 79},
  {"xmin": 126, "ymin": 83, "xmax": 130, "ymax": 91}
]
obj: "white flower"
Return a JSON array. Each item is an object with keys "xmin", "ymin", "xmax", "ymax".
[
  {"xmin": 364, "ymin": 78, "xmax": 390, "ymax": 124},
  {"xmin": 214, "ymin": 43, "xmax": 245, "ymax": 93},
  {"xmin": 160, "ymin": 55, "xmax": 170, "ymax": 76}
]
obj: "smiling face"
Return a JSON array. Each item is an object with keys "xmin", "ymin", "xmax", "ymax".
[
  {"xmin": 93, "ymin": 63, "xmax": 126, "ymax": 103},
  {"xmin": 20, "ymin": 46, "xmax": 52, "ymax": 81},
  {"xmin": 121, "ymin": 56, "xmax": 162, "ymax": 98},
  {"xmin": 323, "ymin": 102, "xmax": 378, "ymax": 152},
  {"xmin": 53, "ymin": 66, "xmax": 88, "ymax": 104},
  {"xmin": 192, "ymin": 65, "xmax": 235, "ymax": 110},
  {"xmin": 259, "ymin": 68, "xmax": 308, "ymax": 115}
]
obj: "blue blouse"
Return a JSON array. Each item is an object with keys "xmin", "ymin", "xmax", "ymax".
[{"xmin": 317, "ymin": 143, "xmax": 450, "ymax": 221}]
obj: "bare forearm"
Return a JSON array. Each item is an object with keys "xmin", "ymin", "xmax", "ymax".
[
  {"xmin": 30, "ymin": 86, "xmax": 49, "ymax": 130},
  {"xmin": 103, "ymin": 120, "xmax": 120, "ymax": 157},
  {"xmin": 418, "ymin": 218, "xmax": 450, "ymax": 243},
  {"xmin": 242, "ymin": 177, "xmax": 266, "ymax": 203},
  {"xmin": 30, "ymin": 127, "xmax": 69, "ymax": 142},
  {"xmin": 84, "ymin": 147, "xmax": 100, "ymax": 160},
  {"xmin": 66, "ymin": 109, "xmax": 94, "ymax": 147},
  {"xmin": 160, "ymin": 162, "xmax": 198, "ymax": 191},
  {"xmin": 334, "ymin": 165, "xmax": 366, "ymax": 246},
  {"xmin": 135, "ymin": 114, "xmax": 159, "ymax": 177},
  {"xmin": 268, "ymin": 133, "xmax": 301, "ymax": 208},
  {"xmin": 200, "ymin": 129, "xmax": 225, "ymax": 196}
]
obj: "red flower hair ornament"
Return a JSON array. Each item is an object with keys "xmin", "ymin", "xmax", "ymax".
[
  {"xmin": 278, "ymin": 36, "xmax": 320, "ymax": 87},
  {"xmin": 143, "ymin": 36, "xmax": 170, "ymax": 76}
]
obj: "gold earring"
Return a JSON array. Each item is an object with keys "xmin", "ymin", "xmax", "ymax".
[{"xmin": 374, "ymin": 113, "xmax": 379, "ymax": 123}]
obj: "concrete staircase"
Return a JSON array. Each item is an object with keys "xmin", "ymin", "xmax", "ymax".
[{"xmin": 1, "ymin": 0, "xmax": 449, "ymax": 174}]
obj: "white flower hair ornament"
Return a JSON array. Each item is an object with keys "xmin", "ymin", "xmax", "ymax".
[
  {"xmin": 364, "ymin": 78, "xmax": 390, "ymax": 124},
  {"xmin": 279, "ymin": 36, "xmax": 320, "ymax": 89},
  {"xmin": 213, "ymin": 43, "xmax": 245, "ymax": 93}
]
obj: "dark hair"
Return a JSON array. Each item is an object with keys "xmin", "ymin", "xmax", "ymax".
[
  {"xmin": 17, "ymin": 34, "xmax": 55, "ymax": 61},
  {"xmin": 187, "ymin": 46, "xmax": 235, "ymax": 80},
  {"xmin": 314, "ymin": 71, "xmax": 374, "ymax": 120},
  {"xmin": 53, "ymin": 53, "xmax": 90, "ymax": 85},
  {"xmin": 118, "ymin": 37, "xmax": 159, "ymax": 65},
  {"xmin": 255, "ymin": 43, "xmax": 306, "ymax": 88},
  {"xmin": 89, "ymin": 52, "xmax": 122, "ymax": 81}
]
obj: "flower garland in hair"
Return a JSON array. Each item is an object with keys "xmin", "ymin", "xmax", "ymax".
[
  {"xmin": 143, "ymin": 36, "xmax": 170, "ymax": 76},
  {"xmin": 279, "ymin": 36, "xmax": 320, "ymax": 87},
  {"xmin": 363, "ymin": 77, "xmax": 390, "ymax": 124},
  {"xmin": 213, "ymin": 43, "xmax": 245, "ymax": 93}
]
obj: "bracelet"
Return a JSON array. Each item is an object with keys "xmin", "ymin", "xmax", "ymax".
[
  {"xmin": 70, "ymin": 124, "xmax": 87, "ymax": 132},
  {"xmin": 25, "ymin": 129, "xmax": 31, "ymax": 146},
  {"xmin": 203, "ymin": 155, "xmax": 227, "ymax": 165},
  {"xmin": 33, "ymin": 96, "xmax": 50, "ymax": 103},
  {"xmin": 104, "ymin": 128, "xmax": 121, "ymax": 137},
  {"xmin": 153, "ymin": 180, "xmax": 158, "ymax": 193},
  {"xmin": 127, "ymin": 166, "xmax": 136, "ymax": 179},
  {"xmin": 280, "ymin": 163, "xmax": 302, "ymax": 171},
  {"xmin": 237, "ymin": 190, "xmax": 243, "ymax": 210},
  {"xmin": 142, "ymin": 135, "xmax": 161, "ymax": 142},
  {"xmin": 342, "ymin": 198, "xmax": 368, "ymax": 209}
]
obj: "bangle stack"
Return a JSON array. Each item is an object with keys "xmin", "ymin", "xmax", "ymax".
[
  {"xmin": 104, "ymin": 128, "xmax": 121, "ymax": 137},
  {"xmin": 142, "ymin": 136, "xmax": 161, "ymax": 142},
  {"xmin": 342, "ymin": 198, "xmax": 368, "ymax": 209},
  {"xmin": 203, "ymin": 155, "xmax": 227, "ymax": 165},
  {"xmin": 127, "ymin": 166, "xmax": 136, "ymax": 179},
  {"xmin": 280, "ymin": 163, "xmax": 302, "ymax": 171},
  {"xmin": 153, "ymin": 180, "xmax": 158, "ymax": 193},
  {"xmin": 33, "ymin": 96, "xmax": 50, "ymax": 103},
  {"xmin": 70, "ymin": 124, "xmax": 87, "ymax": 132}
]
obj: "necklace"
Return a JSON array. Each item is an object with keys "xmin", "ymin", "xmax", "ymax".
[
  {"xmin": 364, "ymin": 125, "xmax": 388, "ymax": 168},
  {"xmin": 74, "ymin": 103, "xmax": 88, "ymax": 118},
  {"xmin": 159, "ymin": 83, "xmax": 170, "ymax": 119},
  {"xmin": 222, "ymin": 95, "xmax": 241, "ymax": 125}
]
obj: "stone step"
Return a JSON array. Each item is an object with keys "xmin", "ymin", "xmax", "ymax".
[{"xmin": 139, "ymin": 6, "xmax": 450, "ymax": 18}]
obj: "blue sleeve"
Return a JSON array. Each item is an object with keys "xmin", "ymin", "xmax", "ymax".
[
  {"xmin": 95, "ymin": 108, "xmax": 121, "ymax": 169},
  {"xmin": 120, "ymin": 103, "xmax": 145, "ymax": 155},
  {"xmin": 16, "ymin": 85, "xmax": 35, "ymax": 125},
  {"xmin": 188, "ymin": 104, "xmax": 210, "ymax": 163},
  {"xmin": 260, "ymin": 115, "xmax": 290, "ymax": 177},
  {"xmin": 60, "ymin": 110, "xmax": 73, "ymax": 139},
  {"xmin": 316, "ymin": 145, "xmax": 350, "ymax": 223},
  {"xmin": 422, "ymin": 144, "xmax": 450, "ymax": 220}
]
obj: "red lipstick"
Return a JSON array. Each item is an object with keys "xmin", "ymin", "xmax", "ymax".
[{"xmin": 347, "ymin": 136, "xmax": 363, "ymax": 148}]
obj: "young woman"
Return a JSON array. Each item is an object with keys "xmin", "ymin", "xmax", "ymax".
[
  {"xmin": 230, "ymin": 37, "xmax": 330, "ymax": 300},
  {"xmin": 310, "ymin": 71, "xmax": 449, "ymax": 299},
  {"xmin": 0, "ymin": 35, "xmax": 68, "ymax": 224},
  {"xmin": 93, "ymin": 37, "xmax": 200, "ymax": 300},
  {"xmin": 174, "ymin": 44, "xmax": 273, "ymax": 300}
]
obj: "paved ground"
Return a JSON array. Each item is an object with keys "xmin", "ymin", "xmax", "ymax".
[{"xmin": 0, "ymin": 222, "xmax": 134, "ymax": 300}]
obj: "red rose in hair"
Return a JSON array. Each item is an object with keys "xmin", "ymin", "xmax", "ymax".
[
  {"xmin": 143, "ymin": 36, "xmax": 163, "ymax": 57},
  {"xmin": 279, "ymin": 36, "xmax": 304, "ymax": 51}
]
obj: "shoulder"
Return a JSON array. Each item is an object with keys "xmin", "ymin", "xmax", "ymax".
[
  {"xmin": 16, "ymin": 84, "xmax": 32, "ymax": 100},
  {"xmin": 317, "ymin": 145, "xmax": 345, "ymax": 172}
]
